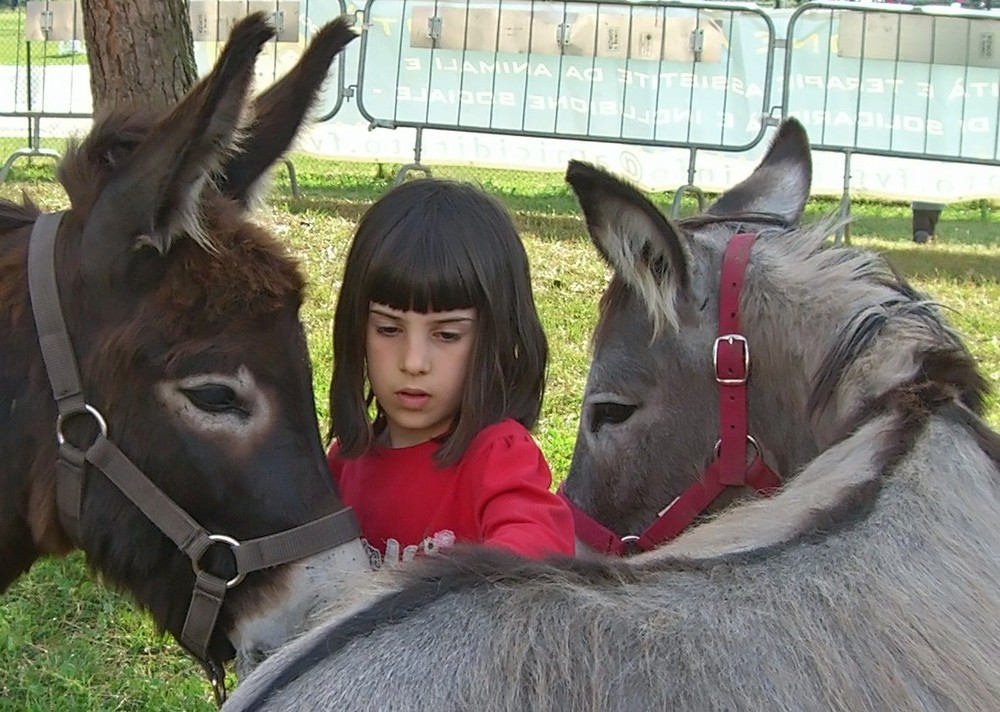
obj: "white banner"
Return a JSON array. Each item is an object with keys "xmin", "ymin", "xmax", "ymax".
[{"xmin": 5, "ymin": 1, "xmax": 1000, "ymax": 203}]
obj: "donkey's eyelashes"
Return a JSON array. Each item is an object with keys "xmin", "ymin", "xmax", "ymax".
[
  {"xmin": 85, "ymin": 122, "xmax": 148, "ymax": 170},
  {"xmin": 101, "ymin": 136, "xmax": 143, "ymax": 168},
  {"xmin": 181, "ymin": 385, "xmax": 247, "ymax": 417},
  {"xmin": 589, "ymin": 401, "xmax": 638, "ymax": 433}
]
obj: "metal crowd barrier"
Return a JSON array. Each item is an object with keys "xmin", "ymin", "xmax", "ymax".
[
  {"xmin": 783, "ymin": 1, "xmax": 1000, "ymax": 229},
  {"xmin": 0, "ymin": 1, "xmax": 90, "ymax": 180},
  {"xmin": 5, "ymin": 0, "xmax": 1000, "ymax": 211},
  {"xmin": 355, "ymin": 0, "xmax": 779, "ymax": 210},
  {"xmin": 0, "ymin": 0, "xmax": 349, "ymax": 190}
]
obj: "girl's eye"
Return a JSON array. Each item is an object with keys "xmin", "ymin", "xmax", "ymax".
[
  {"xmin": 436, "ymin": 331, "xmax": 463, "ymax": 343},
  {"xmin": 375, "ymin": 324, "xmax": 400, "ymax": 336},
  {"xmin": 181, "ymin": 385, "xmax": 246, "ymax": 415}
]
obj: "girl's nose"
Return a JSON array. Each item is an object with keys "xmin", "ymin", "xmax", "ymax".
[{"xmin": 401, "ymin": 334, "xmax": 430, "ymax": 374}]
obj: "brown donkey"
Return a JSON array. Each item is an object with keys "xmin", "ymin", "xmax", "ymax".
[{"xmin": 0, "ymin": 13, "xmax": 369, "ymax": 699}]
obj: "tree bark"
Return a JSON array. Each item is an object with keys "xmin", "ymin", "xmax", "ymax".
[{"xmin": 82, "ymin": 0, "xmax": 198, "ymax": 114}]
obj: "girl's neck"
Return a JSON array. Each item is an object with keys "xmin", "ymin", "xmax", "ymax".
[{"xmin": 375, "ymin": 427, "xmax": 453, "ymax": 450}]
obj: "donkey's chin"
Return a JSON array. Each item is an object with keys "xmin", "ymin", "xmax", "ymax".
[{"xmin": 230, "ymin": 542, "xmax": 371, "ymax": 680}]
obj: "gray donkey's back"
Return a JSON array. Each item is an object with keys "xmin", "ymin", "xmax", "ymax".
[{"xmin": 225, "ymin": 407, "xmax": 1000, "ymax": 711}]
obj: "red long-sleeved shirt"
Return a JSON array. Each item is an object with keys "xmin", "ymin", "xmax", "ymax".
[{"xmin": 328, "ymin": 419, "xmax": 575, "ymax": 562}]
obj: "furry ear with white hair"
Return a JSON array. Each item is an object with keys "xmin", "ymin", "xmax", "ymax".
[
  {"xmin": 217, "ymin": 16, "xmax": 357, "ymax": 207},
  {"xmin": 77, "ymin": 14, "xmax": 359, "ymax": 290},
  {"xmin": 78, "ymin": 14, "xmax": 276, "ymax": 289},
  {"xmin": 564, "ymin": 160, "xmax": 691, "ymax": 337}
]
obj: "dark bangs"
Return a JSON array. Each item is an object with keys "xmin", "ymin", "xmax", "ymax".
[{"xmin": 363, "ymin": 201, "xmax": 485, "ymax": 313}]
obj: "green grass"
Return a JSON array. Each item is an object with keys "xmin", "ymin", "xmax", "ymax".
[
  {"xmin": 1, "ymin": 155, "xmax": 999, "ymax": 709},
  {"xmin": 0, "ymin": 7, "xmax": 87, "ymax": 68}
]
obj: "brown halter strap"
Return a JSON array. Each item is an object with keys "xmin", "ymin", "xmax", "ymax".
[{"xmin": 27, "ymin": 211, "xmax": 360, "ymax": 704}]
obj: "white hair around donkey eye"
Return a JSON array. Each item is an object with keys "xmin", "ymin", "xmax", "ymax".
[{"xmin": 157, "ymin": 366, "xmax": 274, "ymax": 452}]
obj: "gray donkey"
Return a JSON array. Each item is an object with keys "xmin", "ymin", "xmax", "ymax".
[{"xmin": 225, "ymin": 119, "xmax": 1000, "ymax": 711}]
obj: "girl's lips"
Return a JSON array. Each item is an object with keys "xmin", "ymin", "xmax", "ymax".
[{"xmin": 396, "ymin": 390, "xmax": 430, "ymax": 409}]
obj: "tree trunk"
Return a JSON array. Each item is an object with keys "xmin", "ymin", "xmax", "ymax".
[{"xmin": 82, "ymin": 0, "xmax": 198, "ymax": 114}]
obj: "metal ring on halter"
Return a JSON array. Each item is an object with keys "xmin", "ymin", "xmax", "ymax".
[
  {"xmin": 192, "ymin": 534, "xmax": 245, "ymax": 588},
  {"xmin": 55, "ymin": 403, "xmax": 109, "ymax": 449},
  {"xmin": 713, "ymin": 434, "xmax": 761, "ymax": 460},
  {"xmin": 620, "ymin": 535, "xmax": 641, "ymax": 545}
]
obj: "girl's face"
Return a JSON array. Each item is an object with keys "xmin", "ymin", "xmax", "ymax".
[{"xmin": 365, "ymin": 302, "xmax": 477, "ymax": 448}]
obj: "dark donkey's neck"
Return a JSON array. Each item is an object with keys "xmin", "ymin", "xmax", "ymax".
[{"xmin": 0, "ymin": 214, "xmax": 80, "ymax": 590}]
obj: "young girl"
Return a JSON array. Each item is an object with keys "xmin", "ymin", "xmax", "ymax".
[{"xmin": 327, "ymin": 178, "xmax": 575, "ymax": 565}]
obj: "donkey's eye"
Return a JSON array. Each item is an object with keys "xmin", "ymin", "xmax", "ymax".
[
  {"xmin": 101, "ymin": 140, "xmax": 140, "ymax": 168},
  {"xmin": 181, "ymin": 385, "xmax": 246, "ymax": 415},
  {"xmin": 590, "ymin": 402, "xmax": 638, "ymax": 433}
]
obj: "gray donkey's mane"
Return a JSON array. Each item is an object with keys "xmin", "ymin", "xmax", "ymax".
[
  {"xmin": 748, "ymin": 220, "xmax": 990, "ymax": 437},
  {"xmin": 803, "ymin": 244, "xmax": 988, "ymax": 419}
]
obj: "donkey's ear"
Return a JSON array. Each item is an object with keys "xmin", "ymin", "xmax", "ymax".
[
  {"xmin": 566, "ymin": 160, "xmax": 691, "ymax": 334},
  {"xmin": 707, "ymin": 118, "xmax": 812, "ymax": 225},
  {"xmin": 218, "ymin": 16, "xmax": 358, "ymax": 205},
  {"xmin": 79, "ymin": 13, "xmax": 276, "ymax": 288}
]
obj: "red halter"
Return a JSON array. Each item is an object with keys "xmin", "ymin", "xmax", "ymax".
[{"xmin": 561, "ymin": 232, "xmax": 782, "ymax": 556}]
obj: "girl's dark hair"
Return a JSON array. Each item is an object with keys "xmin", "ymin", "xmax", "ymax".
[{"xmin": 329, "ymin": 178, "xmax": 548, "ymax": 465}]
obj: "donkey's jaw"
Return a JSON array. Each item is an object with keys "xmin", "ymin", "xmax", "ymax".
[{"xmin": 231, "ymin": 539, "xmax": 371, "ymax": 680}]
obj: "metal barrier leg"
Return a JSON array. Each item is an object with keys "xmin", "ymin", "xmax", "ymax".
[
  {"xmin": 393, "ymin": 163, "xmax": 432, "ymax": 184},
  {"xmin": 0, "ymin": 115, "xmax": 63, "ymax": 183},
  {"xmin": 835, "ymin": 151, "xmax": 853, "ymax": 246},
  {"xmin": 670, "ymin": 148, "xmax": 705, "ymax": 218},
  {"xmin": 838, "ymin": 194, "xmax": 852, "ymax": 246},
  {"xmin": 281, "ymin": 158, "xmax": 300, "ymax": 199},
  {"xmin": 393, "ymin": 127, "xmax": 431, "ymax": 185},
  {"xmin": 671, "ymin": 184, "xmax": 705, "ymax": 218},
  {"xmin": 0, "ymin": 147, "xmax": 62, "ymax": 184}
]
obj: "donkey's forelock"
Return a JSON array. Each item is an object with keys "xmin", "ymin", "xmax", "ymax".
[
  {"xmin": 59, "ymin": 104, "xmax": 245, "ymax": 256},
  {"xmin": 156, "ymin": 202, "xmax": 306, "ymax": 326}
]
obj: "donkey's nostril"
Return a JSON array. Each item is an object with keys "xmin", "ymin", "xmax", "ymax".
[{"xmin": 589, "ymin": 402, "xmax": 637, "ymax": 433}]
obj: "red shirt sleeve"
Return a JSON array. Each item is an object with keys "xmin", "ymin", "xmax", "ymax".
[{"xmin": 465, "ymin": 423, "xmax": 576, "ymax": 558}]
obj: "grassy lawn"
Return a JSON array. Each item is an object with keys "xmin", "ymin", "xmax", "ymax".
[
  {"xmin": 0, "ymin": 7, "xmax": 86, "ymax": 68},
  {"xmin": 1, "ymin": 154, "xmax": 999, "ymax": 710}
]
